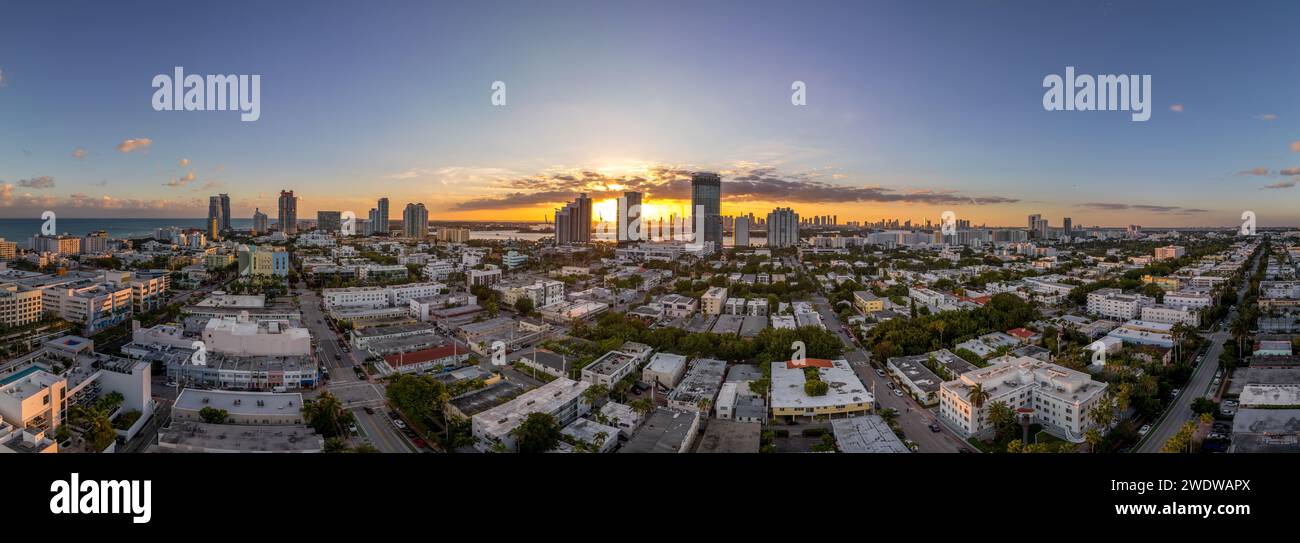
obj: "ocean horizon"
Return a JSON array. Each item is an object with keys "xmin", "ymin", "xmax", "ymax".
[{"xmin": 0, "ymin": 218, "xmax": 254, "ymax": 243}]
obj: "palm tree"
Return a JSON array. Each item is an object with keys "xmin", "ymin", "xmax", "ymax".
[
  {"xmin": 968, "ymin": 383, "xmax": 990, "ymax": 410},
  {"xmin": 1230, "ymin": 315, "xmax": 1251, "ymax": 356},
  {"xmin": 304, "ymin": 391, "xmax": 348, "ymax": 437},
  {"xmin": 696, "ymin": 398, "xmax": 712, "ymax": 416}
]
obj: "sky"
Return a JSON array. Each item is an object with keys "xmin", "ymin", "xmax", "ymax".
[{"xmin": 1, "ymin": 0, "xmax": 1299, "ymax": 227}]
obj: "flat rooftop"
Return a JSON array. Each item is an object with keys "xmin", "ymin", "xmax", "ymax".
[
  {"xmin": 619, "ymin": 409, "xmax": 698, "ymax": 453},
  {"xmin": 472, "ymin": 378, "xmax": 589, "ymax": 437},
  {"xmin": 174, "ymin": 389, "xmax": 305, "ymax": 417},
  {"xmin": 695, "ymin": 419, "xmax": 761, "ymax": 453},
  {"xmin": 831, "ymin": 415, "xmax": 910, "ymax": 453},
  {"xmin": 770, "ymin": 359, "xmax": 871, "ymax": 410},
  {"xmin": 1239, "ymin": 384, "xmax": 1300, "ymax": 407},
  {"xmin": 158, "ymin": 421, "xmax": 323, "ymax": 452},
  {"xmin": 450, "ymin": 380, "xmax": 527, "ymax": 417}
]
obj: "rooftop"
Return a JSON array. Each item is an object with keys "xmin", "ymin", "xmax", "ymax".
[
  {"xmin": 770, "ymin": 359, "xmax": 871, "ymax": 410},
  {"xmin": 831, "ymin": 415, "xmax": 910, "ymax": 453},
  {"xmin": 174, "ymin": 389, "xmax": 304, "ymax": 417}
]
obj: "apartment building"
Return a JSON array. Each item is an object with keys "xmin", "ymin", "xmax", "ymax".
[
  {"xmin": 701, "ymin": 286, "xmax": 728, "ymax": 315},
  {"xmin": 472, "ymin": 378, "xmax": 591, "ymax": 452},
  {"xmin": 770, "ymin": 358, "xmax": 872, "ymax": 420},
  {"xmin": 1086, "ymin": 288, "xmax": 1153, "ymax": 320},
  {"xmin": 1140, "ymin": 304, "xmax": 1200, "ymax": 327},
  {"xmin": 203, "ymin": 315, "xmax": 312, "ymax": 357},
  {"xmin": 938, "ymin": 355, "xmax": 1107, "ymax": 443},
  {"xmin": 0, "ymin": 283, "xmax": 44, "ymax": 327},
  {"xmin": 42, "ymin": 280, "xmax": 133, "ymax": 335}
]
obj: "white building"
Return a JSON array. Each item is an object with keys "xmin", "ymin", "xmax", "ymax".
[
  {"xmin": 1140, "ymin": 304, "xmax": 1200, "ymax": 327},
  {"xmin": 642, "ymin": 352, "xmax": 688, "ymax": 389},
  {"xmin": 471, "ymin": 378, "xmax": 591, "ymax": 452},
  {"xmin": 203, "ymin": 315, "xmax": 312, "ymax": 357},
  {"xmin": 938, "ymin": 355, "xmax": 1107, "ymax": 442},
  {"xmin": 1086, "ymin": 288, "xmax": 1153, "ymax": 320}
]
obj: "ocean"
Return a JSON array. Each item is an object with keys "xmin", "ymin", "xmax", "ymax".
[{"xmin": 0, "ymin": 218, "xmax": 253, "ymax": 242}]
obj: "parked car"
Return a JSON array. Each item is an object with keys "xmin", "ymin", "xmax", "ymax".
[
  {"xmin": 393, "ymin": 419, "xmax": 407, "ymax": 429},
  {"xmin": 893, "ymin": 389, "xmax": 904, "ymax": 397},
  {"xmin": 364, "ymin": 406, "xmax": 375, "ymax": 415},
  {"xmin": 875, "ymin": 369, "xmax": 886, "ymax": 377},
  {"xmin": 929, "ymin": 423, "xmax": 941, "ymax": 433},
  {"xmin": 1138, "ymin": 424, "xmax": 1152, "ymax": 436}
]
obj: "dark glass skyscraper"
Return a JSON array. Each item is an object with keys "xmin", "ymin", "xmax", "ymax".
[
  {"xmin": 219, "ymin": 193, "xmax": 231, "ymax": 231},
  {"xmin": 691, "ymin": 172, "xmax": 722, "ymax": 250},
  {"xmin": 618, "ymin": 191, "xmax": 642, "ymax": 245}
]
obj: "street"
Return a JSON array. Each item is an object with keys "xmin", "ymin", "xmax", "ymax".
[
  {"xmin": 810, "ymin": 294, "xmax": 968, "ymax": 452},
  {"xmin": 296, "ymin": 285, "xmax": 416, "ymax": 453},
  {"xmin": 1136, "ymin": 251, "xmax": 1259, "ymax": 453}
]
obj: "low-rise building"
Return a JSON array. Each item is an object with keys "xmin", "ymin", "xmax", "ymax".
[
  {"xmin": 938, "ymin": 355, "xmax": 1107, "ymax": 443},
  {"xmin": 471, "ymin": 378, "xmax": 591, "ymax": 452},
  {"xmin": 769, "ymin": 358, "xmax": 872, "ymax": 420}
]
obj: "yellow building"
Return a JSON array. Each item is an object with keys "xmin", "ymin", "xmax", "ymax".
[
  {"xmin": 1141, "ymin": 275, "xmax": 1181, "ymax": 291},
  {"xmin": 770, "ymin": 359, "xmax": 872, "ymax": 420},
  {"xmin": 853, "ymin": 290, "xmax": 884, "ymax": 314}
]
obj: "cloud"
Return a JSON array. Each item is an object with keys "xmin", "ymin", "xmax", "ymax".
[
  {"xmin": 450, "ymin": 164, "xmax": 1019, "ymax": 211},
  {"xmin": 117, "ymin": 138, "xmax": 152, "ymax": 153},
  {"xmin": 0, "ymin": 68, "xmax": 5, "ymax": 87},
  {"xmin": 1078, "ymin": 202, "xmax": 1209, "ymax": 215},
  {"xmin": 179, "ymin": 158, "xmax": 189, "ymax": 167},
  {"xmin": 166, "ymin": 171, "xmax": 196, "ymax": 187},
  {"xmin": 1237, "ymin": 167, "xmax": 1270, "ymax": 176},
  {"xmin": 72, "ymin": 148, "xmax": 87, "ymax": 160},
  {"xmin": 1169, "ymin": 104, "xmax": 1184, "ymax": 113},
  {"xmin": 1291, "ymin": 141, "xmax": 1300, "ymax": 153},
  {"xmin": 17, "ymin": 176, "xmax": 55, "ymax": 189},
  {"xmin": 1262, "ymin": 180, "xmax": 1296, "ymax": 189},
  {"xmin": 91, "ymin": 180, "xmax": 108, "ymax": 187},
  {"xmin": 1280, "ymin": 167, "xmax": 1300, "ymax": 176},
  {"xmin": 1256, "ymin": 113, "xmax": 1278, "ymax": 121}
]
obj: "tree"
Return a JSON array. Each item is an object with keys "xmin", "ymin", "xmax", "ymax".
[
  {"xmin": 1161, "ymin": 420, "xmax": 1199, "ymax": 453},
  {"xmin": 514, "ymin": 297, "xmax": 535, "ymax": 316},
  {"xmin": 303, "ymin": 391, "xmax": 351, "ymax": 438},
  {"xmin": 510, "ymin": 412, "xmax": 562, "ymax": 453},
  {"xmin": 968, "ymin": 383, "xmax": 990, "ymax": 410},
  {"xmin": 324, "ymin": 437, "xmax": 350, "ymax": 453},
  {"xmin": 581, "ymin": 383, "xmax": 610, "ymax": 406},
  {"xmin": 985, "ymin": 400, "xmax": 1017, "ymax": 441},
  {"xmin": 199, "ymin": 406, "xmax": 229, "ymax": 424},
  {"xmin": 629, "ymin": 398, "xmax": 654, "ymax": 416}
]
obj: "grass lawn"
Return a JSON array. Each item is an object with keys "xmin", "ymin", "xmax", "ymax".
[{"xmin": 1035, "ymin": 430, "xmax": 1065, "ymax": 445}]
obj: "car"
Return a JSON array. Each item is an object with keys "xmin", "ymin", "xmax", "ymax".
[
  {"xmin": 929, "ymin": 423, "xmax": 941, "ymax": 433},
  {"xmin": 875, "ymin": 369, "xmax": 886, "ymax": 377},
  {"xmin": 349, "ymin": 424, "xmax": 359, "ymax": 435},
  {"xmin": 412, "ymin": 438, "xmax": 427, "ymax": 449},
  {"xmin": 393, "ymin": 419, "xmax": 407, "ymax": 429},
  {"xmin": 1171, "ymin": 388, "xmax": 1180, "ymax": 397},
  {"xmin": 957, "ymin": 447, "xmax": 973, "ymax": 453},
  {"xmin": 364, "ymin": 406, "xmax": 375, "ymax": 415},
  {"xmin": 1138, "ymin": 424, "xmax": 1152, "ymax": 436},
  {"xmin": 893, "ymin": 389, "xmax": 904, "ymax": 397},
  {"xmin": 1221, "ymin": 408, "xmax": 1235, "ymax": 416}
]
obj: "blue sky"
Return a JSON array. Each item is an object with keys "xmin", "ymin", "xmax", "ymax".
[{"xmin": 1, "ymin": 0, "xmax": 1298, "ymax": 227}]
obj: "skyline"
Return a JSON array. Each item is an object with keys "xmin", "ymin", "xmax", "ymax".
[{"xmin": 3, "ymin": 1, "xmax": 1300, "ymax": 227}]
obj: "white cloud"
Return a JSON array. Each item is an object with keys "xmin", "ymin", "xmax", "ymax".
[{"xmin": 117, "ymin": 138, "xmax": 152, "ymax": 153}]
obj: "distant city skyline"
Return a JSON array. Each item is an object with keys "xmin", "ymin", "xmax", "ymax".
[{"xmin": 3, "ymin": 1, "xmax": 1300, "ymax": 227}]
